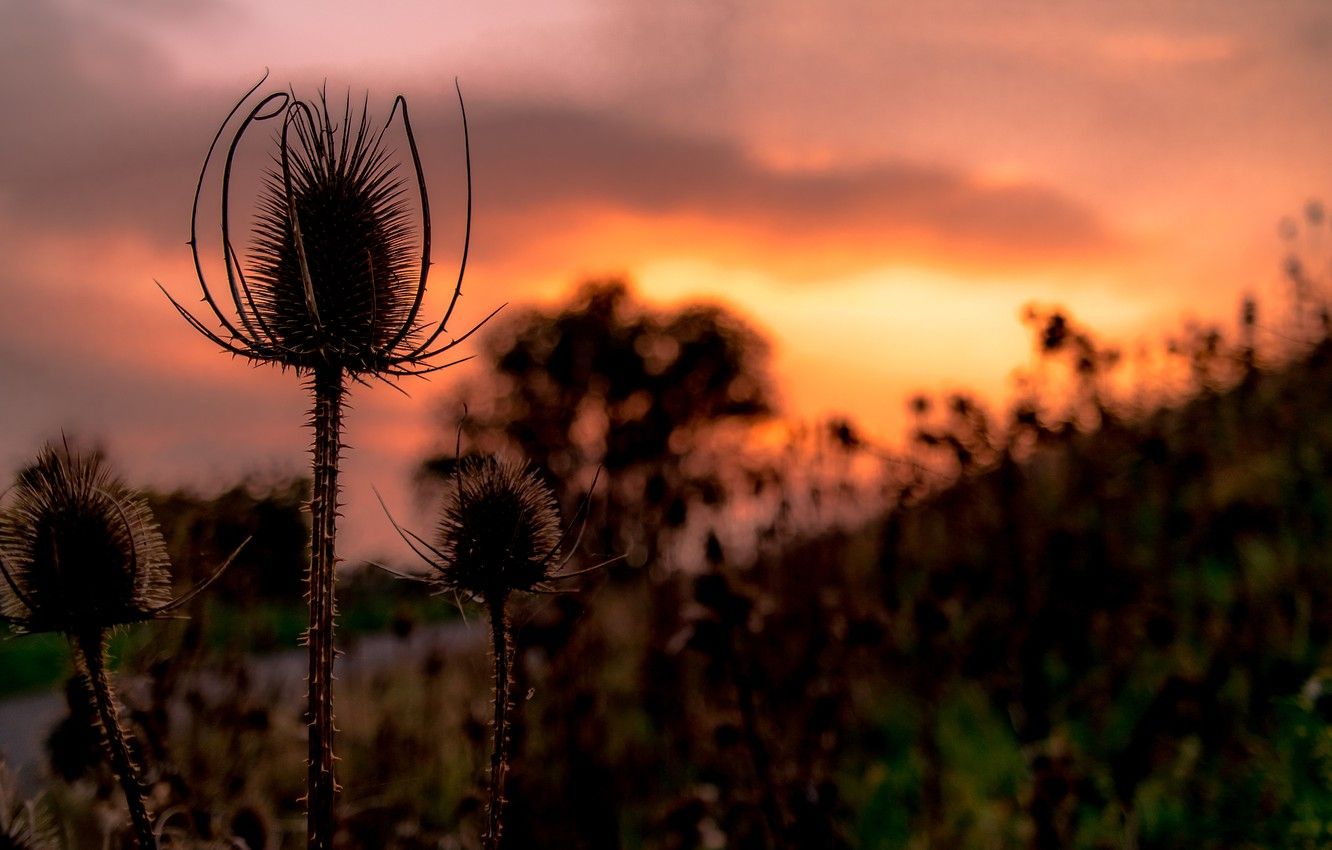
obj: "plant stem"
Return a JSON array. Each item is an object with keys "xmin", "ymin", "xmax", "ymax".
[
  {"xmin": 729, "ymin": 634, "xmax": 786, "ymax": 849},
  {"xmin": 74, "ymin": 628, "xmax": 157, "ymax": 849},
  {"xmin": 486, "ymin": 598, "xmax": 511, "ymax": 850},
  {"xmin": 307, "ymin": 364, "xmax": 344, "ymax": 850}
]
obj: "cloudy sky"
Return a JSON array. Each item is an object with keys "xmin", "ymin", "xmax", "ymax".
[{"xmin": 3, "ymin": 0, "xmax": 1329, "ymax": 556}]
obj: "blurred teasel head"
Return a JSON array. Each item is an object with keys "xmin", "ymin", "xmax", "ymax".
[
  {"xmin": 0, "ymin": 761, "xmax": 56, "ymax": 850},
  {"xmin": 0, "ymin": 442, "xmax": 233, "ymax": 636},
  {"xmin": 161, "ymin": 74, "xmax": 496, "ymax": 380}
]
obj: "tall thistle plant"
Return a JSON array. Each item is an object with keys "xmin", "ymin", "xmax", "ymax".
[
  {"xmin": 379, "ymin": 457, "xmax": 603, "ymax": 849},
  {"xmin": 0, "ymin": 442, "xmax": 237, "ymax": 849},
  {"xmin": 160, "ymin": 75, "xmax": 490, "ymax": 849}
]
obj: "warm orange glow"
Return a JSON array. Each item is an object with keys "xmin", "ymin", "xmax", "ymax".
[{"xmin": 5, "ymin": 0, "xmax": 1329, "ymax": 558}]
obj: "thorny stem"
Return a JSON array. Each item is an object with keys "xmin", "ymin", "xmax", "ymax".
[
  {"xmin": 74, "ymin": 629, "xmax": 157, "ymax": 849},
  {"xmin": 307, "ymin": 365, "xmax": 344, "ymax": 850},
  {"xmin": 486, "ymin": 598, "xmax": 512, "ymax": 850}
]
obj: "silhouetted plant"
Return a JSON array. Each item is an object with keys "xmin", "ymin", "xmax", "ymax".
[
  {"xmin": 686, "ymin": 569, "xmax": 787, "ymax": 848},
  {"xmin": 380, "ymin": 456, "xmax": 593, "ymax": 849},
  {"xmin": 160, "ymin": 74, "xmax": 489, "ymax": 849},
  {"xmin": 0, "ymin": 442, "xmax": 238, "ymax": 849},
  {"xmin": 1280, "ymin": 199, "xmax": 1332, "ymax": 340}
]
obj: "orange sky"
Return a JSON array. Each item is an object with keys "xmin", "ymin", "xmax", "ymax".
[{"xmin": 2, "ymin": 0, "xmax": 1329, "ymax": 558}]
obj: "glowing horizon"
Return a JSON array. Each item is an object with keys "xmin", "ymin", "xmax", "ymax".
[{"xmin": 2, "ymin": 0, "xmax": 1328, "ymax": 558}]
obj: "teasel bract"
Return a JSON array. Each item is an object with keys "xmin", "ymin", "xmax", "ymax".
[
  {"xmin": 379, "ymin": 456, "xmax": 604, "ymax": 850},
  {"xmin": 159, "ymin": 74, "xmax": 492, "ymax": 849},
  {"xmin": 0, "ymin": 441, "xmax": 237, "ymax": 849}
]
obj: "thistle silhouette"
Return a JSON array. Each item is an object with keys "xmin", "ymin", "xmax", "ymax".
[
  {"xmin": 378, "ymin": 457, "xmax": 604, "ymax": 850},
  {"xmin": 0, "ymin": 441, "xmax": 239, "ymax": 849},
  {"xmin": 159, "ymin": 74, "xmax": 491, "ymax": 849}
]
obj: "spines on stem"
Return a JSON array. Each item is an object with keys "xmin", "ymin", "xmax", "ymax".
[
  {"xmin": 74, "ymin": 629, "xmax": 157, "ymax": 850},
  {"xmin": 304, "ymin": 366, "xmax": 345, "ymax": 850},
  {"xmin": 485, "ymin": 599, "xmax": 512, "ymax": 850}
]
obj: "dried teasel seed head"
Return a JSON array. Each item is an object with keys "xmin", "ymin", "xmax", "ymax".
[
  {"xmin": 162, "ymin": 76, "xmax": 495, "ymax": 383},
  {"xmin": 434, "ymin": 457, "xmax": 563, "ymax": 601},
  {"xmin": 0, "ymin": 442, "xmax": 171, "ymax": 635},
  {"xmin": 248, "ymin": 93, "xmax": 419, "ymax": 371}
]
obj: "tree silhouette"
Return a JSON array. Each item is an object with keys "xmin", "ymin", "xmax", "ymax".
[{"xmin": 422, "ymin": 278, "xmax": 775, "ymax": 565}]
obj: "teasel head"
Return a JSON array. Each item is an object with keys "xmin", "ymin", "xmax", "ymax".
[
  {"xmin": 381, "ymin": 457, "xmax": 562, "ymax": 606},
  {"xmin": 0, "ymin": 442, "xmax": 242, "ymax": 850},
  {"xmin": 436, "ymin": 457, "xmax": 566, "ymax": 602},
  {"xmin": 0, "ymin": 441, "xmax": 236, "ymax": 636},
  {"xmin": 378, "ymin": 456, "xmax": 610, "ymax": 606},
  {"xmin": 160, "ymin": 73, "xmax": 499, "ymax": 380}
]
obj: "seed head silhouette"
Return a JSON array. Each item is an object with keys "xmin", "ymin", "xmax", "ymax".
[{"xmin": 160, "ymin": 72, "xmax": 497, "ymax": 379}]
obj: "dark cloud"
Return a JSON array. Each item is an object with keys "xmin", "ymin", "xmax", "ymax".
[
  {"xmin": 375, "ymin": 97, "xmax": 1120, "ymax": 270},
  {"xmin": 0, "ymin": 0, "xmax": 223, "ymax": 243},
  {"xmin": 1, "ymin": 0, "xmax": 1114, "ymax": 272}
]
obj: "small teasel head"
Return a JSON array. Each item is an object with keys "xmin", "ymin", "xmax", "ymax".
[
  {"xmin": 0, "ymin": 441, "xmax": 171, "ymax": 635},
  {"xmin": 379, "ymin": 454, "xmax": 611, "ymax": 605},
  {"xmin": 434, "ymin": 457, "xmax": 564, "ymax": 603}
]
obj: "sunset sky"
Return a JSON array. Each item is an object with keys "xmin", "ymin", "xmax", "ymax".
[{"xmin": 3, "ymin": 0, "xmax": 1330, "ymax": 557}]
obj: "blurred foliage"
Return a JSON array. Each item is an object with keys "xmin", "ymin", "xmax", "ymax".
[
  {"xmin": 871, "ymin": 291, "xmax": 1332, "ymax": 848},
  {"xmin": 421, "ymin": 278, "xmax": 778, "ymax": 569},
  {"xmin": 148, "ymin": 478, "xmax": 311, "ymax": 604},
  {"xmin": 0, "ymin": 481, "xmax": 458, "ymax": 698},
  {"xmin": 19, "ymin": 269, "xmax": 1332, "ymax": 848}
]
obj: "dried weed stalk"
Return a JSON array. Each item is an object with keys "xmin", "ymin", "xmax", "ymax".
[{"xmin": 160, "ymin": 74, "xmax": 488, "ymax": 849}]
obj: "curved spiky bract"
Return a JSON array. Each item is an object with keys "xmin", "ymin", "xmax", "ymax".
[
  {"xmin": 434, "ymin": 457, "xmax": 563, "ymax": 601},
  {"xmin": 160, "ymin": 74, "xmax": 494, "ymax": 381},
  {"xmin": 0, "ymin": 443, "xmax": 170, "ymax": 635}
]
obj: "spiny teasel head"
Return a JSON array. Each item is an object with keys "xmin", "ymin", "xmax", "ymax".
[
  {"xmin": 433, "ymin": 457, "xmax": 564, "ymax": 602},
  {"xmin": 0, "ymin": 442, "xmax": 171, "ymax": 635},
  {"xmin": 161, "ymin": 74, "xmax": 499, "ymax": 380},
  {"xmin": 379, "ymin": 456, "xmax": 573, "ymax": 605},
  {"xmin": 247, "ymin": 91, "xmax": 418, "ymax": 367}
]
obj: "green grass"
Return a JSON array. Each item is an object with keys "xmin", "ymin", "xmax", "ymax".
[
  {"xmin": 0, "ymin": 630, "xmax": 71, "ymax": 694},
  {"xmin": 0, "ymin": 592, "xmax": 461, "ymax": 698},
  {"xmin": 0, "ymin": 625, "xmax": 164, "ymax": 694}
]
